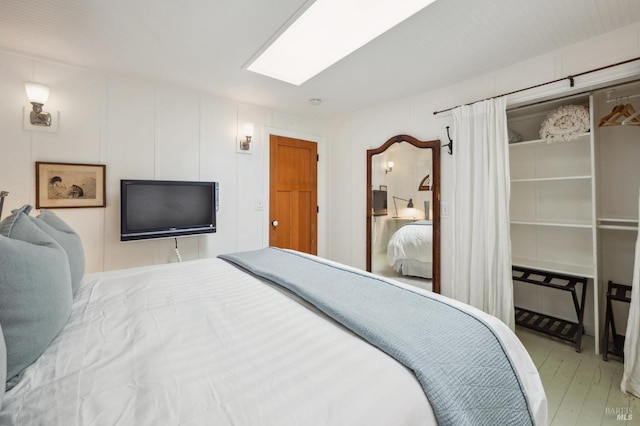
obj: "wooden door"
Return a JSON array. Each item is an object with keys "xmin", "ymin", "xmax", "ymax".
[{"xmin": 269, "ymin": 135, "xmax": 318, "ymax": 255}]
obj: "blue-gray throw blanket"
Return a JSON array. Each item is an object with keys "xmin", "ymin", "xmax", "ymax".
[{"xmin": 219, "ymin": 248, "xmax": 534, "ymax": 426}]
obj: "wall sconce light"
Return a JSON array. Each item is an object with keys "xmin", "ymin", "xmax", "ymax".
[
  {"xmin": 385, "ymin": 161, "xmax": 394, "ymax": 174},
  {"xmin": 24, "ymin": 82, "xmax": 51, "ymax": 126},
  {"xmin": 239, "ymin": 122, "xmax": 254, "ymax": 151}
]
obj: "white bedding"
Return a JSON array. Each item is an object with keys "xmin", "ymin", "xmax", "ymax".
[
  {"xmin": 0, "ymin": 255, "xmax": 546, "ymax": 425},
  {"xmin": 387, "ymin": 221, "xmax": 432, "ymax": 278}
]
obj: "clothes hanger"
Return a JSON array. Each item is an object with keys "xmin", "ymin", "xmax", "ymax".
[
  {"xmin": 609, "ymin": 103, "xmax": 635, "ymax": 126},
  {"xmin": 621, "ymin": 108, "xmax": 640, "ymax": 125},
  {"xmin": 598, "ymin": 104, "xmax": 624, "ymax": 127},
  {"xmin": 600, "ymin": 103, "xmax": 637, "ymax": 127}
]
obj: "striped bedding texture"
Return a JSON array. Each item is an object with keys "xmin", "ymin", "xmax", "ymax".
[
  {"xmin": 0, "ymin": 249, "xmax": 546, "ymax": 425},
  {"xmin": 1, "ymin": 256, "xmax": 433, "ymax": 425},
  {"xmin": 220, "ymin": 247, "xmax": 539, "ymax": 426}
]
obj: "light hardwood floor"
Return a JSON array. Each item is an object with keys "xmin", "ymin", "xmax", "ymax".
[{"xmin": 516, "ymin": 327, "xmax": 639, "ymax": 425}]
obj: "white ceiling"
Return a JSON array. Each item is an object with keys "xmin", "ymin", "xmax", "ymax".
[{"xmin": 2, "ymin": 0, "xmax": 640, "ymax": 120}]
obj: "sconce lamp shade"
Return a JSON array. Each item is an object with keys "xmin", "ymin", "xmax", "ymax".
[
  {"xmin": 24, "ymin": 81, "xmax": 52, "ymax": 127},
  {"xmin": 24, "ymin": 82, "xmax": 50, "ymax": 105},
  {"xmin": 239, "ymin": 122, "xmax": 255, "ymax": 152},
  {"xmin": 242, "ymin": 122, "xmax": 254, "ymax": 138}
]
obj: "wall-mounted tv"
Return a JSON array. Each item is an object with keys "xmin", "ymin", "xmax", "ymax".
[
  {"xmin": 120, "ymin": 179, "xmax": 218, "ymax": 241},
  {"xmin": 372, "ymin": 190, "xmax": 388, "ymax": 216}
]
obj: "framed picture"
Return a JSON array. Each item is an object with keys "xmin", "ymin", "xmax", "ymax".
[
  {"xmin": 379, "ymin": 185, "xmax": 388, "ymax": 191},
  {"xmin": 36, "ymin": 162, "xmax": 106, "ymax": 209}
]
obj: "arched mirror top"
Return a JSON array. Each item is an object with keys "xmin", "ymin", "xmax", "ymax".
[
  {"xmin": 366, "ymin": 134, "xmax": 441, "ymax": 293},
  {"xmin": 368, "ymin": 134, "xmax": 440, "ymax": 156}
]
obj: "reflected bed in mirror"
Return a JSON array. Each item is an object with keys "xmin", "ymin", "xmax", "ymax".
[{"xmin": 366, "ymin": 135, "xmax": 441, "ymax": 293}]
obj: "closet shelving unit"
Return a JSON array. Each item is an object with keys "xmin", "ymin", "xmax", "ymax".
[{"xmin": 508, "ymin": 95, "xmax": 599, "ymax": 353}]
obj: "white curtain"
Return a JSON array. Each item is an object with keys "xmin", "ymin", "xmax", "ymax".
[
  {"xmin": 622, "ymin": 189, "xmax": 640, "ymax": 397},
  {"xmin": 451, "ymin": 97, "xmax": 514, "ymax": 329}
]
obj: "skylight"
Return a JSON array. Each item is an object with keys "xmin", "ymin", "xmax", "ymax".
[{"xmin": 247, "ymin": 0, "xmax": 437, "ymax": 86}]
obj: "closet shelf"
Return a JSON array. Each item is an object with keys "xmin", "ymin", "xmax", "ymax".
[
  {"xmin": 509, "ymin": 132, "xmax": 591, "ymax": 148},
  {"xmin": 511, "ymin": 219, "xmax": 592, "ymax": 229},
  {"xmin": 598, "ymin": 225, "xmax": 638, "ymax": 231},
  {"xmin": 598, "ymin": 217, "xmax": 638, "ymax": 223},
  {"xmin": 597, "ymin": 217, "xmax": 638, "ymax": 231},
  {"xmin": 511, "ymin": 175, "xmax": 591, "ymax": 183},
  {"xmin": 512, "ymin": 256, "xmax": 594, "ymax": 278}
]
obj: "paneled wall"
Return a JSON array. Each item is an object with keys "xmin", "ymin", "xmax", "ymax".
[{"xmin": 0, "ymin": 50, "xmax": 326, "ymax": 272}]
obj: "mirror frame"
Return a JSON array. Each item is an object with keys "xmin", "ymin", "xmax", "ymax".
[{"xmin": 366, "ymin": 134, "xmax": 441, "ymax": 293}]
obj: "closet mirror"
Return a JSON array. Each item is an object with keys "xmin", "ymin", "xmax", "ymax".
[{"xmin": 366, "ymin": 135, "xmax": 441, "ymax": 293}]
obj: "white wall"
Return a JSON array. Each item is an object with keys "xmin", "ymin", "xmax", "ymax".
[
  {"xmin": 327, "ymin": 22, "xmax": 640, "ymax": 307},
  {"xmin": 0, "ymin": 50, "xmax": 326, "ymax": 272}
]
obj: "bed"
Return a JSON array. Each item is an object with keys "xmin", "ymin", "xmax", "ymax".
[
  {"xmin": 387, "ymin": 220, "xmax": 433, "ymax": 278},
  {"xmin": 0, "ymin": 206, "xmax": 547, "ymax": 425}
]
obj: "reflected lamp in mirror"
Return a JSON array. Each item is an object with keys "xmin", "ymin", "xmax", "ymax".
[
  {"xmin": 385, "ymin": 161, "xmax": 394, "ymax": 174},
  {"xmin": 392, "ymin": 196, "xmax": 413, "ymax": 218},
  {"xmin": 24, "ymin": 82, "xmax": 51, "ymax": 126},
  {"xmin": 239, "ymin": 122, "xmax": 254, "ymax": 151}
]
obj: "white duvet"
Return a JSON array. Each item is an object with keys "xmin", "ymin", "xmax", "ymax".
[
  {"xmin": 0, "ymin": 256, "xmax": 546, "ymax": 425},
  {"xmin": 387, "ymin": 222, "xmax": 433, "ymax": 278}
]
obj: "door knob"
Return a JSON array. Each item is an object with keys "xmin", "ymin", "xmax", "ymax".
[{"xmin": 271, "ymin": 220, "xmax": 279, "ymax": 227}]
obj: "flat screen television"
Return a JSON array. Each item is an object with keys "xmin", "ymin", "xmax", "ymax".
[
  {"xmin": 372, "ymin": 190, "xmax": 388, "ymax": 216},
  {"xmin": 120, "ymin": 179, "xmax": 218, "ymax": 241}
]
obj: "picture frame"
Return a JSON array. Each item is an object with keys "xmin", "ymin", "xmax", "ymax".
[
  {"xmin": 36, "ymin": 162, "xmax": 106, "ymax": 209},
  {"xmin": 379, "ymin": 185, "xmax": 388, "ymax": 191}
]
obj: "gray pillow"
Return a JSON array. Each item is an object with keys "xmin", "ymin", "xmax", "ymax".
[
  {"xmin": 31, "ymin": 209, "xmax": 85, "ymax": 294},
  {"xmin": 0, "ymin": 205, "xmax": 73, "ymax": 386}
]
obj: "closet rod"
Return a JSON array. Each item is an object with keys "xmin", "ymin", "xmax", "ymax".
[
  {"xmin": 606, "ymin": 92, "xmax": 640, "ymax": 103},
  {"xmin": 432, "ymin": 56, "xmax": 640, "ymax": 115}
]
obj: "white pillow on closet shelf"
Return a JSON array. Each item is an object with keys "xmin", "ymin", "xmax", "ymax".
[
  {"xmin": 508, "ymin": 128, "xmax": 523, "ymax": 143},
  {"xmin": 539, "ymin": 104, "xmax": 590, "ymax": 143}
]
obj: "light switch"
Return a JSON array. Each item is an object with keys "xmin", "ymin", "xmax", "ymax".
[
  {"xmin": 441, "ymin": 202, "xmax": 450, "ymax": 217},
  {"xmin": 255, "ymin": 197, "xmax": 264, "ymax": 211}
]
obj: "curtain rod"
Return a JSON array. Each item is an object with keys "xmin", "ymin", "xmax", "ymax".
[{"xmin": 432, "ymin": 56, "xmax": 640, "ymax": 115}]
